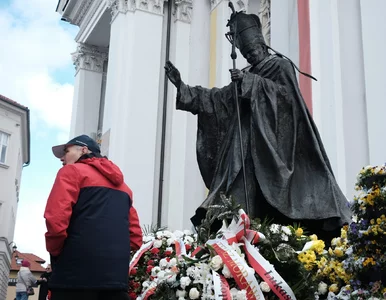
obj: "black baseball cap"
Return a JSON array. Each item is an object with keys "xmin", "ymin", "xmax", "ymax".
[{"xmin": 52, "ymin": 134, "xmax": 101, "ymax": 158}]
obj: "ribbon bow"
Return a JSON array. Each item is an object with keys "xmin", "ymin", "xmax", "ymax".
[{"xmin": 220, "ymin": 209, "xmax": 265, "ymax": 245}]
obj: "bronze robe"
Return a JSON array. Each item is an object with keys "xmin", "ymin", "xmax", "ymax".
[{"xmin": 177, "ymin": 55, "xmax": 351, "ymax": 233}]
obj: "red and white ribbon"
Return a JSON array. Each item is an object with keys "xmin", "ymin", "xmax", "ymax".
[
  {"xmin": 141, "ymin": 286, "xmax": 156, "ymax": 300},
  {"xmin": 242, "ymin": 237, "xmax": 297, "ymax": 300},
  {"xmin": 221, "ymin": 209, "xmax": 262, "ymax": 245},
  {"xmin": 191, "ymin": 245, "xmax": 203, "ymax": 257},
  {"xmin": 207, "ymin": 239, "xmax": 264, "ymax": 300},
  {"xmin": 213, "ymin": 270, "xmax": 232, "ymax": 300},
  {"xmin": 174, "ymin": 239, "xmax": 187, "ymax": 257},
  {"xmin": 129, "ymin": 240, "xmax": 154, "ymax": 274}
]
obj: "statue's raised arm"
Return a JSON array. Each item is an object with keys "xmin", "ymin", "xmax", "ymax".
[{"xmin": 164, "ymin": 61, "xmax": 182, "ymax": 89}]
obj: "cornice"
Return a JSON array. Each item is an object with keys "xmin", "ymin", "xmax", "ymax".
[{"xmin": 73, "ymin": 0, "xmax": 94, "ymax": 25}]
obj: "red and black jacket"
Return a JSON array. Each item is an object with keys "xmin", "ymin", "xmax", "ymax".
[{"xmin": 44, "ymin": 156, "xmax": 142, "ymax": 290}]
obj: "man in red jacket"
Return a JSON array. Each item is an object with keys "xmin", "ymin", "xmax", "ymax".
[{"xmin": 44, "ymin": 135, "xmax": 142, "ymax": 300}]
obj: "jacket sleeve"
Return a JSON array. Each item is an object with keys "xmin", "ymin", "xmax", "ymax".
[
  {"xmin": 28, "ymin": 271, "xmax": 37, "ymax": 286},
  {"xmin": 129, "ymin": 205, "xmax": 142, "ymax": 251},
  {"xmin": 44, "ymin": 166, "xmax": 80, "ymax": 257}
]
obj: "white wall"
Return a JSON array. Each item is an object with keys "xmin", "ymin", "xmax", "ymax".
[
  {"xmin": 360, "ymin": 0, "xmax": 386, "ymax": 166},
  {"xmin": 0, "ymin": 106, "xmax": 21, "ymax": 243},
  {"xmin": 337, "ymin": 0, "xmax": 369, "ymax": 196}
]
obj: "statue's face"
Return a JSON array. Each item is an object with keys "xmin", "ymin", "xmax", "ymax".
[{"xmin": 241, "ymin": 46, "xmax": 266, "ymax": 66}]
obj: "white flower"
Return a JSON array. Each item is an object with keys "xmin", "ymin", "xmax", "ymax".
[
  {"xmin": 184, "ymin": 236, "xmax": 194, "ymax": 245},
  {"xmin": 159, "ymin": 258, "xmax": 168, "ymax": 269},
  {"xmin": 167, "ymin": 274, "xmax": 177, "ymax": 283},
  {"xmin": 210, "ymin": 255, "xmax": 223, "ymax": 271},
  {"xmin": 222, "ymin": 264, "xmax": 232, "ymax": 278},
  {"xmin": 269, "ymin": 224, "xmax": 281, "ymax": 234},
  {"xmin": 280, "ymin": 233, "xmax": 289, "ymax": 241},
  {"xmin": 230, "ymin": 288, "xmax": 247, "ymax": 300},
  {"xmin": 176, "ymin": 289, "xmax": 186, "ymax": 298},
  {"xmin": 281, "ymin": 226, "xmax": 292, "ymax": 236},
  {"xmin": 142, "ymin": 280, "xmax": 151, "ymax": 288},
  {"xmin": 153, "ymin": 239, "xmax": 163, "ymax": 248},
  {"xmin": 168, "ymin": 258, "xmax": 177, "ymax": 267},
  {"xmin": 167, "ymin": 238, "xmax": 174, "ymax": 246},
  {"xmin": 180, "ymin": 276, "xmax": 191, "ymax": 289},
  {"xmin": 156, "ymin": 230, "xmax": 173, "ymax": 239},
  {"xmin": 189, "ymin": 287, "xmax": 200, "ymax": 299},
  {"xmin": 186, "ymin": 267, "xmax": 194, "ymax": 277},
  {"xmin": 151, "ymin": 267, "xmax": 161, "ymax": 277},
  {"xmin": 260, "ymin": 281, "xmax": 271, "ymax": 293},
  {"xmin": 157, "ymin": 270, "xmax": 166, "ymax": 280},
  {"xmin": 318, "ymin": 281, "xmax": 328, "ymax": 295},
  {"xmin": 235, "ymin": 290, "xmax": 247, "ymax": 300}
]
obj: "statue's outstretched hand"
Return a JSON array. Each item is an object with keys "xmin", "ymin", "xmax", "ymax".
[
  {"xmin": 165, "ymin": 61, "xmax": 182, "ymax": 89},
  {"xmin": 230, "ymin": 69, "xmax": 243, "ymax": 82}
]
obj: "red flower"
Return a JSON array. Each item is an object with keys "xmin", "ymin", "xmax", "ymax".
[
  {"xmin": 164, "ymin": 250, "xmax": 172, "ymax": 256},
  {"xmin": 146, "ymin": 265, "xmax": 154, "ymax": 273},
  {"xmin": 129, "ymin": 268, "xmax": 137, "ymax": 276},
  {"xmin": 185, "ymin": 244, "xmax": 192, "ymax": 251},
  {"xmin": 166, "ymin": 257, "xmax": 171, "ymax": 262},
  {"xmin": 132, "ymin": 282, "xmax": 140, "ymax": 290},
  {"xmin": 128, "ymin": 291, "xmax": 137, "ymax": 299},
  {"xmin": 147, "ymin": 260, "xmax": 155, "ymax": 265},
  {"xmin": 151, "ymin": 248, "xmax": 160, "ymax": 255}
]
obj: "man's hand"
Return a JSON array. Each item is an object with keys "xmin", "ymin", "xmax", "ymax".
[
  {"xmin": 230, "ymin": 68, "xmax": 243, "ymax": 82},
  {"xmin": 165, "ymin": 61, "xmax": 182, "ymax": 89}
]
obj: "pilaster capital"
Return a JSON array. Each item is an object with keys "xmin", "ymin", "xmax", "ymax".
[
  {"xmin": 137, "ymin": 0, "xmax": 165, "ymax": 15},
  {"xmin": 72, "ymin": 43, "xmax": 108, "ymax": 74},
  {"xmin": 107, "ymin": 0, "xmax": 130, "ymax": 19},
  {"xmin": 174, "ymin": 0, "xmax": 193, "ymax": 23},
  {"xmin": 108, "ymin": 0, "xmax": 168, "ymax": 17}
]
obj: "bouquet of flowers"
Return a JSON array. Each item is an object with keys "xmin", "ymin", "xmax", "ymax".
[
  {"xmin": 337, "ymin": 165, "xmax": 386, "ymax": 299},
  {"xmin": 128, "ymin": 195, "xmax": 321, "ymax": 299}
]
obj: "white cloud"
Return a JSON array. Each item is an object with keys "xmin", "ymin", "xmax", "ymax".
[{"xmin": 0, "ymin": 0, "xmax": 77, "ymax": 132}]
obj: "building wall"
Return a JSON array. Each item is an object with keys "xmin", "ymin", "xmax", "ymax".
[
  {"xmin": 0, "ymin": 241, "xmax": 11, "ymax": 300},
  {"xmin": 0, "ymin": 103, "xmax": 24, "ymax": 300}
]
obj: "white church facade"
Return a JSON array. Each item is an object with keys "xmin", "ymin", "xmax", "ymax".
[{"xmin": 56, "ymin": 0, "xmax": 386, "ymax": 230}]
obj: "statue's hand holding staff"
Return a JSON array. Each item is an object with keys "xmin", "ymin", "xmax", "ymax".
[
  {"xmin": 230, "ymin": 69, "xmax": 243, "ymax": 82},
  {"xmin": 165, "ymin": 61, "xmax": 182, "ymax": 89}
]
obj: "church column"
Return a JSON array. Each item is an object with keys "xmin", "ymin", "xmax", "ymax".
[
  {"xmin": 104, "ymin": 0, "xmax": 165, "ymax": 227},
  {"xmin": 309, "ymin": 0, "xmax": 347, "ymax": 192},
  {"xmin": 70, "ymin": 43, "xmax": 108, "ymax": 139},
  {"xmin": 161, "ymin": 1, "xmax": 205, "ymax": 230}
]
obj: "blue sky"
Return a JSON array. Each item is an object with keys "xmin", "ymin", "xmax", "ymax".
[{"xmin": 0, "ymin": 0, "xmax": 78, "ymax": 264}]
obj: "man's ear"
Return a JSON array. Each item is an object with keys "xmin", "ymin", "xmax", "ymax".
[{"xmin": 82, "ymin": 147, "xmax": 89, "ymax": 155}]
